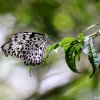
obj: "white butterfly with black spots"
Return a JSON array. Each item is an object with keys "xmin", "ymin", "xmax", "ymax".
[{"xmin": 1, "ymin": 32, "xmax": 49, "ymax": 66}]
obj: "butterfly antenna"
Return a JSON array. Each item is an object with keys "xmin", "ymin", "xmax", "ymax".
[{"xmin": 83, "ymin": 23, "xmax": 100, "ymax": 32}]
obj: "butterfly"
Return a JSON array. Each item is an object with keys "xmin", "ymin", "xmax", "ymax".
[{"xmin": 1, "ymin": 32, "xmax": 49, "ymax": 66}]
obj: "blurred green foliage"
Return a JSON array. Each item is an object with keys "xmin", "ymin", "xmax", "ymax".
[{"xmin": 0, "ymin": 0, "xmax": 100, "ymax": 38}]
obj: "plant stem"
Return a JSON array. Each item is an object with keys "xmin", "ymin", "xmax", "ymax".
[{"xmin": 86, "ymin": 30, "xmax": 100, "ymax": 38}]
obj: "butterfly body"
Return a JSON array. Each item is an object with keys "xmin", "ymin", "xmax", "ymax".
[{"xmin": 1, "ymin": 32, "xmax": 49, "ymax": 66}]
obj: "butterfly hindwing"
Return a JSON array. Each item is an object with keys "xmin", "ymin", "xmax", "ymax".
[{"xmin": 23, "ymin": 40, "xmax": 46, "ymax": 66}]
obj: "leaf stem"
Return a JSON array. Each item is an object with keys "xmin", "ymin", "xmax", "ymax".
[{"xmin": 86, "ymin": 29, "xmax": 100, "ymax": 38}]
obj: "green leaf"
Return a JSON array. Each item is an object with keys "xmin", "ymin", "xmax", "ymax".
[
  {"xmin": 64, "ymin": 40, "xmax": 82, "ymax": 73},
  {"xmin": 44, "ymin": 43, "xmax": 59, "ymax": 61},
  {"xmin": 60, "ymin": 37, "xmax": 77, "ymax": 47},
  {"xmin": 82, "ymin": 37, "xmax": 100, "ymax": 77},
  {"xmin": 78, "ymin": 33, "xmax": 85, "ymax": 42},
  {"xmin": 75, "ymin": 43, "xmax": 82, "ymax": 60},
  {"xmin": 65, "ymin": 44, "xmax": 78, "ymax": 73}
]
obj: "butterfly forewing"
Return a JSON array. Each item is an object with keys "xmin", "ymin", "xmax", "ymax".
[{"xmin": 1, "ymin": 32, "xmax": 48, "ymax": 66}]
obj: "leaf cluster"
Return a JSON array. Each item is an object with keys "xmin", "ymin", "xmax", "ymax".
[{"xmin": 45, "ymin": 26, "xmax": 100, "ymax": 77}]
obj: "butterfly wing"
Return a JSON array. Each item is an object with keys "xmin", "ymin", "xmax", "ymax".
[
  {"xmin": 1, "ymin": 41, "xmax": 24, "ymax": 58},
  {"xmin": 1, "ymin": 32, "xmax": 47, "ymax": 66},
  {"xmin": 23, "ymin": 41, "xmax": 46, "ymax": 66}
]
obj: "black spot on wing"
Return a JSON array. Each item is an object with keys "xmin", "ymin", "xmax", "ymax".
[
  {"xmin": 35, "ymin": 44, "xmax": 38, "ymax": 47},
  {"xmin": 30, "ymin": 33, "xmax": 35, "ymax": 38},
  {"xmin": 23, "ymin": 35, "xmax": 25, "ymax": 40}
]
